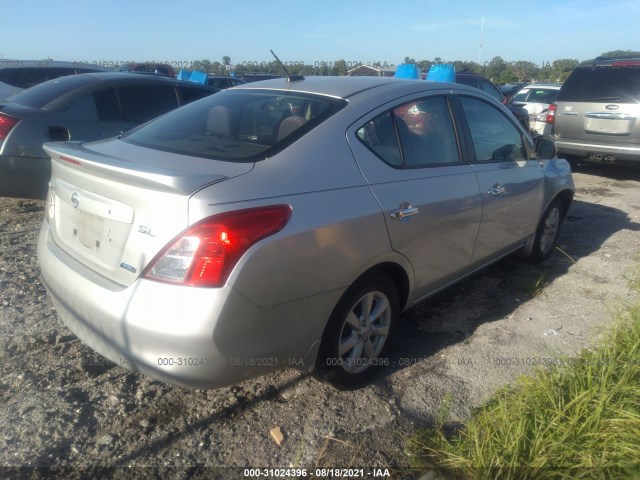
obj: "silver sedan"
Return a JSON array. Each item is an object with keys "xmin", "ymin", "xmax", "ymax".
[{"xmin": 37, "ymin": 76, "xmax": 574, "ymax": 389}]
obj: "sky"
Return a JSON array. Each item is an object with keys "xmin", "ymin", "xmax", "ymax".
[{"xmin": 1, "ymin": 0, "xmax": 638, "ymax": 69}]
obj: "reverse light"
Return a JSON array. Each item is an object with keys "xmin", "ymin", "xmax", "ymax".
[
  {"xmin": 143, "ymin": 205, "xmax": 292, "ymax": 288},
  {"xmin": 0, "ymin": 113, "xmax": 19, "ymax": 141},
  {"xmin": 546, "ymin": 104, "xmax": 557, "ymax": 124}
]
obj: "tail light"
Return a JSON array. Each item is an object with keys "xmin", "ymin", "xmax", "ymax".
[
  {"xmin": 546, "ymin": 104, "xmax": 556, "ymax": 124},
  {"xmin": 0, "ymin": 113, "xmax": 19, "ymax": 141},
  {"xmin": 143, "ymin": 205, "xmax": 291, "ymax": 288}
]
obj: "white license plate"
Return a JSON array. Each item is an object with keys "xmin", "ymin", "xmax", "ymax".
[{"xmin": 74, "ymin": 210, "xmax": 105, "ymax": 251}]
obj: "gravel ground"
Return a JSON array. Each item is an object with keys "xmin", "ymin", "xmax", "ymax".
[{"xmin": 1, "ymin": 163, "xmax": 639, "ymax": 479}]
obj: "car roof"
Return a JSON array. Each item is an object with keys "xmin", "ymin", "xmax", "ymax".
[
  {"xmin": 228, "ymin": 76, "xmax": 496, "ymax": 114},
  {"xmin": 7, "ymin": 72, "xmax": 217, "ymax": 110},
  {"xmin": 0, "ymin": 59, "xmax": 110, "ymax": 71},
  {"xmin": 233, "ymin": 75, "xmax": 414, "ymax": 99}
]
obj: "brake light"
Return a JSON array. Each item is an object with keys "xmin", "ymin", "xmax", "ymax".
[
  {"xmin": 0, "ymin": 113, "xmax": 18, "ymax": 141},
  {"xmin": 546, "ymin": 104, "xmax": 556, "ymax": 124},
  {"xmin": 612, "ymin": 61, "xmax": 640, "ymax": 67},
  {"xmin": 143, "ymin": 205, "xmax": 292, "ymax": 287}
]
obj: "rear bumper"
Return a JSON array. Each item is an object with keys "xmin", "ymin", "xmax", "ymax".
[
  {"xmin": 555, "ymin": 139, "xmax": 640, "ymax": 163},
  {"xmin": 37, "ymin": 221, "xmax": 329, "ymax": 389},
  {"xmin": 0, "ymin": 155, "xmax": 50, "ymax": 199}
]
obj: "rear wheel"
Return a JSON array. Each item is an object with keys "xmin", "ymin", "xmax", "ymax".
[
  {"xmin": 530, "ymin": 198, "xmax": 564, "ymax": 261},
  {"xmin": 316, "ymin": 272, "xmax": 398, "ymax": 388}
]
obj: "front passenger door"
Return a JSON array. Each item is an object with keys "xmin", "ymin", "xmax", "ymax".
[{"xmin": 458, "ymin": 96, "xmax": 545, "ymax": 264}]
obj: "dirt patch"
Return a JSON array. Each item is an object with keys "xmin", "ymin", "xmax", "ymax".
[{"xmin": 1, "ymin": 163, "xmax": 639, "ymax": 477}]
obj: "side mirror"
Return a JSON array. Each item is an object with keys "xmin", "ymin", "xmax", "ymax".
[{"xmin": 535, "ymin": 137, "xmax": 556, "ymax": 160}]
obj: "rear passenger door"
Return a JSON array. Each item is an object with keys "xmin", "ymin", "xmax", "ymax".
[
  {"xmin": 456, "ymin": 95, "xmax": 545, "ymax": 263},
  {"xmin": 347, "ymin": 93, "xmax": 483, "ymax": 300}
]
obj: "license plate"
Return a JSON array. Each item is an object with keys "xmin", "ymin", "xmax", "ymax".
[
  {"xmin": 587, "ymin": 152, "xmax": 616, "ymax": 163},
  {"xmin": 74, "ymin": 210, "xmax": 105, "ymax": 251}
]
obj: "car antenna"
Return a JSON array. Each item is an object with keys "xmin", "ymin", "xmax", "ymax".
[{"xmin": 270, "ymin": 50, "xmax": 304, "ymax": 82}]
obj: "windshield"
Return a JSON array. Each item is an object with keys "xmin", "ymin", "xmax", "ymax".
[{"xmin": 123, "ymin": 89, "xmax": 347, "ymax": 161}]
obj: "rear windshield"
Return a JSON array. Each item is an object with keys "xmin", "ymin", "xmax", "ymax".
[
  {"xmin": 8, "ymin": 74, "xmax": 96, "ymax": 108},
  {"xmin": 122, "ymin": 89, "xmax": 347, "ymax": 161},
  {"xmin": 513, "ymin": 88, "xmax": 558, "ymax": 103},
  {"xmin": 558, "ymin": 66, "xmax": 640, "ymax": 103}
]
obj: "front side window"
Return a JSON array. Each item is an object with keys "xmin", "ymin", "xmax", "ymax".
[
  {"xmin": 460, "ymin": 96, "xmax": 526, "ymax": 162},
  {"xmin": 123, "ymin": 89, "xmax": 346, "ymax": 161},
  {"xmin": 357, "ymin": 95, "xmax": 459, "ymax": 167}
]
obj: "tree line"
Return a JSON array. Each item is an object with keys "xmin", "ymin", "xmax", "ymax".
[{"xmin": 192, "ymin": 50, "xmax": 639, "ymax": 84}]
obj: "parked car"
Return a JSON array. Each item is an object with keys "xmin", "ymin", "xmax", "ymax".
[
  {"xmin": 207, "ymin": 75, "xmax": 245, "ymax": 89},
  {"xmin": 455, "ymin": 73, "xmax": 530, "ymax": 131},
  {"xmin": 0, "ymin": 72, "xmax": 218, "ymax": 198},
  {"xmin": 0, "ymin": 60, "xmax": 110, "ymax": 99},
  {"xmin": 38, "ymin": 76, "xmax": 574, "ymax": 390},
  {"xmin": 511, "ymin": 84, "xmax": 561, "ymax": 116},
  {"xmin": 544, "ymin": 57, "xmax": 640, "ymax": 166},
  {"xmin": 116, "ymin": 62, "xmax": 176, "ymax": 77}
]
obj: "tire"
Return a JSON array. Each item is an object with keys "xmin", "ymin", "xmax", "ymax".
[
  {"xmin": 530, "ymin": 198, "xmax": 564, "ymax": 262},
  {"xmin": 316, "ymin": 271, "xmax": 398, "ymax": 389}
]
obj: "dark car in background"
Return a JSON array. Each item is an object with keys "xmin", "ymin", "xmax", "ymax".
[
  {"xmin": 545, "ymin": 57, "xmax": 640, "ymax": 166},
  {"xmin": 499, "ymin": 82, "xmax": 527, "ymax": 102},
  {"xmin": 0, "ymin": 60, "xmax": 110, "ymax": 99},
  {"xmin": 116, "ymin": 63, "xmax": 176, "ymax": 77},
  {"xmin": 455, "ymin": 73, "xmax": 530, "ymax": 131},
  {"xmin": 0, "ymin": 73, "xmax": 218, "ymax": 198}
]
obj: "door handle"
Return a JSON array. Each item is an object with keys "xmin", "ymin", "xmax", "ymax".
[
  {"xmin": 487, "ymin": 184, "xmax": 505, "ymax": 196},
  {"xmin": 391, "ymin": 203, "xmax": 419, "ymax": 219}
]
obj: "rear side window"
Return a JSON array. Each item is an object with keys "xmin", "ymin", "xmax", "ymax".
[
  {"xmin": 118, "ymin": 85, "xmax": 179, "ymax": 122},
  {"xmin": 460, "ymin": 96, "xmax": 526, "ymax": 162},
  {"xmin": 558, "ymin": 66, "xmax": 640, "ymax": 103},
  {"xmin": 123, "ymin": 89, "xmax": 346, "ymax": 161},
  {"xmin": 357, "ymin": 95, "xmax": 460, "ymax": 167}
]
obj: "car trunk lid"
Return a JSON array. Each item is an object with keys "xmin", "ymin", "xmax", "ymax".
[{"xmin": 44, "ymin": 140, "xmax": 253, "ymax": 287}]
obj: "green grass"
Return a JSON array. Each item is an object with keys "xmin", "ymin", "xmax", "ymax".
[{"xmin": 407, "ymin": 304, "xmax": 640, "ymax": 479}]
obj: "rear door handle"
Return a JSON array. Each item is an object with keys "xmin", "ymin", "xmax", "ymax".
[
  {"xmin": 488, "ymin": 184, "xmax": 505, "ymax": 196},
  {"xmin": 391, "ymin": 203, "xmax": 419, "ymax": 220}
]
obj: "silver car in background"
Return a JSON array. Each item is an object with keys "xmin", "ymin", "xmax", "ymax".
[
  {"xmin": 37, "ymin": 77, "xmax": 574, "ymax": 389},
  {"xmin": 546, "ymin": 57, "xmax": 640, "ymax": 166}
]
